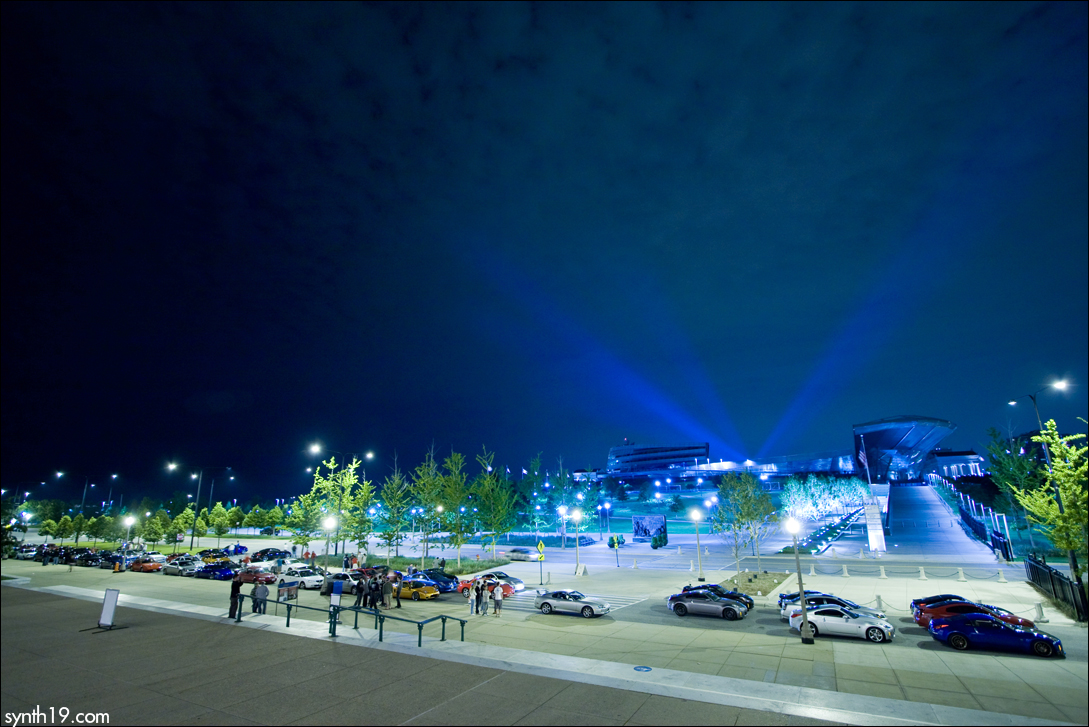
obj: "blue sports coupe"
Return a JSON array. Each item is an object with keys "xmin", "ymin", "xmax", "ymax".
[{"xmin": 928, "ymin": 612, "xmax": 1063, "ymax": 657}]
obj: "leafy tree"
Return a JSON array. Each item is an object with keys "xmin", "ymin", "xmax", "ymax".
[
  {"xmin": 441, "ymin": 450, "xmax": 474, "ymax": 567},
  {"xmin": 1010, "ymin": 419, "xmax": 1088, "ymax": 586},
  {"xmin": 740, "ymin": 477, "xmax": 778, "ymax": 572},
  {"xmin": 71, "ymin": 513, "xmax": 87, "ymax": 544},
  {"xmin": 410, "ymin": 448, "xmax": 445, "ymax": 566},
  {"xmin": 227, "ymin": 505, "xmax": 245, "ymax": 533},
  {"xmin": 668, "ymin": 494, "xmax": 685, "ymax": 514},
  {"xmin": 39, "ymin": 519, "xmax": 57, "ymax": 541},
  {"xmin": 283, "ymin": 495, "xmax": 320, "ymax": 555},
  {"xmin": 172, "ymin": 507, "xmax": 195, "ymax": 547},
  {"xmin": 142, "ymin": 516, "xmax": 164, "ymax": 546},
  {"xmin": 636, "ymin": 481, "xmax": 653, "ymax": 503},
  {"xmin": 377, "ymin": 465, "xmax": 411, "ymax": 564},
  {"xmin": 165, "ymin": 514, "xmax": 185, "ymax": 552},
  {"xmin": 54, "ymin": 515, "xmax": 74, "ymax": 545},
  {"xmin": 340, "ymin": 466, "xmax": 375, "ymax": 557},
  {"xmin": 710, "ymin": 474, "xmax": 755, "ymax": 574},
  {"xmin": 88, "ymin": 516, "xmax": 110, "ymax": 546},
  {"xmin": 474, "ymin": 449, "xmax": 517, "ymax": 558},
  {"xmin": 986, "ymin": 428, "xmax": 1044, "ymax": 550},
  {"xmin": 265, "ymin": 505, "xmax": 284, "ymax": 536},
  {"xmin": 210, "ymin": 502, "xmax": 231, "ymax": 545},
  {"xmin": 192, "ymin": 516, "xmax": 208, "ymax": 545},
  {"xmin": 243, "ymin": 505, "xmax": 266, "ymax": 533}
]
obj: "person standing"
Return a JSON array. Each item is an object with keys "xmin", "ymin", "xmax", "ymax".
[
  {"xmin": 291, "ymin": 544, "xmax": 297, "ymax": 558},
  {"xmin": 229, "ymin": 575, "xmax": 242, "ymax": 619},
  {"xmin": 394, "ymin": 576, "xmax": 402, "ymax": 609},
  {"xmin": 254, "ymin": 582, "xmax": 269, "ymax": 614},
  {"xmin": 481, "ymin": 583, "xmax": 491, "ymax": 616},
  {"xmin": 474, "ymin": 581, "xmax": 484, "ymax": 615},
  {"xmin": 381, "ymin": 577, "xmax": 393, "ymax": 609},
  {"xmin": 354, "ymin": 578, "xmax": 366, "ymax": 608},
  {"xmin": 493, "ymin": 583, "xmax": 504, "ymax": 617},
  {"xmin": 468, "ymin": 585, "xmax": 476, "ymax": 615}
]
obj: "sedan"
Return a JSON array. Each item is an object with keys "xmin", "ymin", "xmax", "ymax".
[
  {"xmin": 194, "ymin": 563, "xmax": 237, "ymax": 580},
  {"xmin": 420, "ymin": 569, "xmax": 459, "ymax": 588},
  {"xmin": 278, "ymin": 567, "xmax": 323, "ymax": 590},
  {"xmin": 320, "ymin": 572, "xmax": 362, "ymax": 595},
  {"xmin": 915, "ymin": 600, "xmax": 1033, "ymax": 629},
  {"xmin": 399, "ymin": 578, "xmax": 441, "ymax": 601},
  {"xmin": 780, "ymin": 594, "xmax": 885, "ymax": 621},
  {"xmin": 163, "ymin": 558, "xmax": 202, "ymax": 576},
  {"xmin": 129, "ymin": 558, "xmax": 164, "ymax": 573},
  {"xmin": 74, "ymin": 553, "xmax": 104, "ymax": 568},
  {"xmin": 682, "ymin": 584, "xmax": 755, "ymax": 610},
  {"xmin": 929, "ymin": 613, "xmax": 1063, "ymax": 657},
  {"xmin": 239, "ymin": 567, "xmax": 277, "ymax": 584},
  {"xmin": 142, "ymin": 551, "xmax": 168, "ymax": 563},
  {"xmin": 535, "ymin": 589, "xmax": 611, "ymax": 618},
  {"xmin": 507, "ymin": 547, "xmax": 536, "ymax": 561},
  {"xmin": 668, "ymin": 591, "xmax": 748, "ymax": 620},
  {"xmin": 15, "ymin": 545, "xmax": 39, "ymax": 560},
  {"xmin": 788, "ymin": 605, "xmax": 895, "ymax": 643},
  {"xmin": 479, "ymin": 571, "xmax": 525, "ymax": 592},
  {"xmin": 458, "ymin": 576, "xmax": 514, "ymax": 598},
  {"xmin": 911, "ymin": 594, "xmax": 967, "ymax": 614},
  {"xmin": 198, "ymin": 549, "xmax": 231, "ymax": 564}
]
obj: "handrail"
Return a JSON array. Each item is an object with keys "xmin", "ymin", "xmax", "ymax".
[{"xmin": 233, "ymin": 594, "xmax": 468, "ymax": 644}]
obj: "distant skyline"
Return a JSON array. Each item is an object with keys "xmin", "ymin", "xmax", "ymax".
[{"xmin": 3, "ymin": 2, "xmax": 1086, "ymax": 503}]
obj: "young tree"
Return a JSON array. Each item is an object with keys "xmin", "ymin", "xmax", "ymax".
[
  {"xmin": 165, "ymin": 515, "xmax": 185, "ymax": 552},
  {"xmin": 227, "ymin": 505, "xmax": 245, "ymax": 533},
  {"xmin": 740, "ymin": 478, "xmax": 778, "ymax": 572},
  {"xmin": 71, "ymin": 513, "xmax": 87, "ymax": 545},
  {"xmin": 283, "ymin": 495, "xmax": 320, "ymax": 556},
  {"xmin": 243, "ymin": 505, "xmax": 267, "ymax": 534},
  {"xmin": 172, "ymin": 508, "xmax": 195, "ymax": 549},
  {"xmin": 710, "ymin": 474, "xmax": 750, "ymax": 575},
  {"xmin": 668, "ymin": 494, "xmax": 685, "ymax": 514},
  {"xmin": 210, "ymin": 502, "xmax": 231, "ymax": 546},
  {"xmin": 442, "ymin": 450, "xmax": 474, "ymax": 567},
  {"xmin": 192, "ymin": 516, "xmax": 208, "ymax": 546},
  {"xmin": 143, "ymin": 516, "xmax": 164, "ymax": 546},
  {"xmin": 55, "ymin": 515, "xmax": 74, "ymax": 545},
  {"xmin": 377, "ymin": 466, "xmax": 411, "ymax": 564},
  {"xmin": 1011, "ymin": 420, "xmax": 1087, "ymax": 586},
  {"xmin": 88, "ymin": 516, "xmax": 110, "ymax": 547},
  {"xmin": 39, "ymin": 519, "xmax": 57, "ymax": 542},
  {"xmin": 474, "ymin": 449, "xmax": 517, "ymax": 558},
  {"xmin": 986, "ymin": 428, "xmax": 1044, "ymax": 549},
  {"xmin": 265, "ymin": 505, "xmax": 284, "ymax": 536},
  {"xmin": 410, "ymin": 449, "xmax": 445, "ymax": 567}
]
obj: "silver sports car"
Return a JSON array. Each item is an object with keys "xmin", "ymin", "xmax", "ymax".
[
  {"xmin": 780, "ymin": 594, "xmax": 885, "ymax": 621},
  {"xmin": 787, "ymin": 604, "xmax": 896, "ymax": 643},
  {"xmin": 534, "ymin": 589, "xmax": 611, "ymax": 618}
]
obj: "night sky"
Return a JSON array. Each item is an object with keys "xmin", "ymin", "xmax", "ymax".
[{"xmin": 3, "ymin": 2, "xmax": 1086, "ymax": 504}]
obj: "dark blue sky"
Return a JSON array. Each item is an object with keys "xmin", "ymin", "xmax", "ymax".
[{"xmin": 3, "ymin": 2, "xmax": 1086, "ymax": 503}]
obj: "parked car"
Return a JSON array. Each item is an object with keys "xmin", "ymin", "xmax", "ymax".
[
  {"xmin": 142, "ymin": 551, "xmax": 168, "ymax": 563},
  {"xmin": 399, "ymin": 578, "xmax": 441, "ymax": 601},
  {"xmin": 74, "ymin": 552, "xmax": 104, "ymax": 568},
  {"xmin": 928, "ymin": 613, "xmax": 1063, "ymax": 657},
  {"xmin": 163, "ymin": 557, "xmax": 202, "ymax": 576},
  {"xmin": 778, "ymin": 590, "xmax": 828, "ymax": 609},
  {"xmin": 478, "ymin": 571, "xmax": 525, "ymax": 592},
  {"xmin": 320, "ymin": 572, "xmax": 362, "ymax": 596},
  {"xmin": 507, "ymin": 547, "xmax": 536, "ymax": 561},
  {"xmin": 457, "ymin": 576, "xmax": 514, "ymax": 598},
  {"xmin": 399, "ymin": 572, "xmax": 456, "ymax": 593},
  {"xmin": 224, "ymin": 543, "xmax": 248, "ymax": 556},
  {"xmin": 915, "ymin": 600, "xmax": 1033, "ymax": 629},
  {"xmin": 787, "ymin": 605, "xmax": 895, "ymax": 643},
  {"xmin": 15, "ymin": 545, "xmax": 39, "ymax": 560},
  {"xmin": 668, "ymin": 591, "xmax": 748, "ymax": 620},
  {"xmin": 198, "ymin": 549, "xmax": 230, "ymax": 564},
  {"xmin": 535, "ymin": 589, "xmax": 611, "ymax": 618},
  {"xmin": 252, "ymin": 548, "xmax": 291, "ymax": 562},
  {"xmin": 239, "ymin": 566, "xmax": 277, "ymax": 584},
  {"xmin": 278, "ymin": 567, "xmax": 323, "ymax": 590},
  {"xmin": 194, "ymin": 563, "xmax": 238, "ymax": 580},
  {"xmin": 780, "ymin": 594, "xmax": 885, "ymax": 621},
  {"xmin": 681, "ymin": 584, "xmax": 755, "ymax": 610},
  {"xmin": 129, "ymin": 557, "xmax": 163, "ymax": 573},
  {"xmin": 910, "ymin": 594, "xmax": 967, "ymax": 613},
  {"xmin": 420, "ymin": 568, "xmax": 459, "ymax": 588}
]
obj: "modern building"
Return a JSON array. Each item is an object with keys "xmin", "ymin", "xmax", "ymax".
[
  {"xmin": 922, "ymin": 449, "xmax": 986, "ymax": 481},
  {"xmin": 853, "ymin": 415, "xmax": 956, "ymax": 483}
]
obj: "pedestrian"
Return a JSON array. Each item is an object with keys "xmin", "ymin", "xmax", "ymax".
[
  {"xmin": 243, "ymin": 554, "xmax": 251, "ymax": 566},
  {"xmin": 369, "ymin": 577, "xmax": 380, "ymax": 609},
  {"xmin": 468, "ymin": 586, "xmax": 476, "ymax": 615},
  {"xmin": 394, "ymin": 576, "xmax": 402, "ymax": 609},
  {"xmin": 250, "ymin": 583, "xmax": 261, "ymax": 613},
  {"xmin": 493, "ymin": 583, "xmax": 504, "ymax": 617},
  {"xmin": 291, "ymin": 544, "xmax": 297, "ymax": 558},
  {"xmin": 351, "ymin": 555, "xmax": 358, "ymax": 569},
  {"xmin": 382, "ymin": 577, "xmax": 393, "ymax": 609},
  {"xmin": 481, "ymin": 584, "xmax": 491, "ymax": 616},
  {"xmin": 229, "ymin": 575, "xmax": 242, "ymax": 619},
  {"xmin": 303, "ymin": 549, "xmax": 310, "ymax": 562},
  {"xmin": 474, "ymin": 582, "xmax": 484, "ymax": 615},
  {"xmin": 254, "ymin": 582, "xmax": 269, "ymax": 614},
  {"xmin": 438, "ymin": 557, "xmax": 446, "ymax": 570}
]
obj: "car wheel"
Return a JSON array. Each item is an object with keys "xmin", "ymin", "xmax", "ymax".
[
  {"xmin": 582, "ymin": 606, "xmax": 594, "ymax": 618},
  {"xmin": 462, "ymin": 588, "xmax": 470, "ymax": 598},
  {"xmin": 541, "ymin": 603, "xmax": 553, "ymax": 615},
  {"xmin": 1032, "ymin": 640, "xmax": 1054, "ymax": 657},
  {"xmin": 723, "ymin": 608, "xmax": 738, "ymax": 621},
  {"xmin": 866, "ymin": 627, "xmax": 886, "ymax": 643},
  {"xmin": 674, "ymin": 604, "xmax": 688, "ymax": 617},
  {"xmin": 949, "ymin": 634, "xmax": 969, "ymax": 650},
  {"xmin": 412, "ymin": 592, "xmax": 420, "ymax": 601},
  {"xmin": 808, "ymin": 624, "xmax": 818, "ymax": 637}
]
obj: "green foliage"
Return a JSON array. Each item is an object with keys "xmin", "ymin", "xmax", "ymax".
[
  {"xmin": 376, "ymin": 466, "xmax": 411, "ymax": 564},
  {"xmin": 55, "ymin": 515, "xmax": 74, "ymax": 544},
  {"xmin": 636, "ymin": 481, "xmax": 652, "ymax": 502},
  {"xmin": 441, "ymin": 450, "xmax": 474, "ymax": 567},
  {"xmin": 192, "ymin": 516, "xmax": 208, "ymax": 544},
  {"xmin": 243, "ymin": 505, "xmax": 266, "ymax": 531},
  {"xmin": 410, "ymin": 449, "xmax": 445, "ymax": 565},
  {"xmin": 210, "ymin": 502, "xmax": 231, "ymax": 545},
  {"xmin": 711, "ymin": 473, "xmax": 772, "ymax": 573},
  {"xmin": 473, "ymin": 448, "xmax": 517, "ymax": 558},
  {"xmin": 88, "ymin": 516, "xmax": 109, "ymax": 545},
  {"xmin": 265, "ymin": 505, "xmax": 284, "ymax": 535},
  {"xmin": 142, "ymin": 516, "xmax": 164, "ymax": 545},
  {"xmin": 71, "ymin": 514, "xmax": 87, "ymax": 544},
  {"xmin": 1011, "ymin": 420, "xmax": 1088, "ymax": 582},
  {"xmin": 668, "ymin": 494, "xmax": 685, "ymax": 514},
  {"xmin": 227, "ymin": 506, "xmax": 245, "ymax": 532},
  {"xmin": 39, "ymin": 519, "xmax": 57, "ymax": 541},
  {"xmin": 650, "ymin": 532, "xmax": 669, "ymax": 549}
]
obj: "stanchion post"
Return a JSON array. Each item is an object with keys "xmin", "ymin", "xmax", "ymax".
[{"xmin": 418, "ymin": 623, "xmax": 424, "ymax": 647}]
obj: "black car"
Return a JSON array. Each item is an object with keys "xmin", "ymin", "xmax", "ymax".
[
  {"xmin": 777, "ymin": 590, "xmax": 828, "ymax": 609},
  {"xmin": 74, "ymin": 552, "xmax": 103, "ymax": 567},
  {"xmin": 253, "ymin": 547, "xmax": 291, "ymax": 562},
  {"xmin": 421, "ymin": 568, "xmax": 458, "ymax": 585},
  {"xmin": 911, "ymin": 594, "xmax": 967, "ymax": 613},
  {"xmin": 682, "ymin": 584, "xmax": 755, "ymax": 610}
]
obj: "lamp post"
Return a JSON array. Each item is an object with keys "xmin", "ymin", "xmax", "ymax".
[
  {"xmin": 785, "ymin": 518, "xmax": 814, "ymax": 644},
  {"xmin": 604, "ymin": 502, "xmax": 611, "ymax": 534},
  {"xmin": 124, "ymin": 516, "xmax": 136, "ymax": 544},
  {"xmin": 596, "ymin": 505, "xmax": 603, "ymax": 541},
  {"xmin": 169, "ymin": 464, "xmax": 232, "ymax": 550},
  {"xmin": 321, "ymin": 516, "xmax": 336, "ymax": 589},
  {"xmin": 691, "ymin": 508, "xmax": 705, "ymax": 582},
  {"xmin": 558, "ymin": 505, "xmax": 568, "ymax": 549},
  {"xmin": 572, "ymin": 509, "xmax": 582, "ymax": 573}
]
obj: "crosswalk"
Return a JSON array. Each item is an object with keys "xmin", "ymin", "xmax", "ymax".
[{"xmin": 492, "ymin": 590, "xmax": 647, "ymax": 614}]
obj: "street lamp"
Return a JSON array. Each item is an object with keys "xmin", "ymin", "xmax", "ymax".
[
  {"xmin": 558, "ymin": 505, "xmax": 568, "ymax": 549},
  {"xmin": 1008, "ymin": 380, "xmax": 1069, "ymax": 468},
  {"xmin": 691, "ymin": 508, "xmax": 705, "ymax": 582},
  {"xmin": 321, "ymin": 516, "xmax": 337, "ymax": 588},
  {"xmin": 572, "ymin": 509, "xmax": 582, "ymax": 573},
  {"xmin": 604, "ymin": 502, "xmax": 611, "ymax": 534},
  {"xmin": 784, "ymin": 518, "xmax": 814, "ymax": 645},
  {"xmin": 124, "ymin": 516, "xmax": 136, "ymax": 544}
]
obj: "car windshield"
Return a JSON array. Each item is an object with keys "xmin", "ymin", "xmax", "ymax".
[
  {"xmin": 296, "ymin": 569, "xmax": 314, "ymax": 576},
  {"xmin": 568, "ymin": 591, "xmax": 585, "ymax": 600},
  {"xmin": 840, "ymin": 598, "xmax": 860, "ymax": 608},
  {"xmin": 843, "ymin": 610, "xmax": 862, "ymax": 619},
  {"xmin": 491, "ymin": 572, "xmax": 509, "ymax": 578}
]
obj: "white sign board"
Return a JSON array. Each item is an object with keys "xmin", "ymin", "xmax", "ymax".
[{"xmin": 99, "ymin": 588, "xmax": 120, "ymax": 629}]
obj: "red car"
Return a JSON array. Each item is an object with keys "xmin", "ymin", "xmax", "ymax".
[
  {"xmin": 915, "ymin": 600, "xmax": 1034, "ymax": 629},
  {"xmin": 238, "ymin": 567, "xmax": 277, "ymax": 585},
  {"xmin": 457, "ymin": 576, "xmax": 514, "ymax": 598},
  {"xmin": 129, "ymin": 558, "xmax": 163, "ymax": 573}
]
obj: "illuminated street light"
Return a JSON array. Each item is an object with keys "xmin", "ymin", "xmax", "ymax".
[
  {"xmin": 124, "ymin": 516, "xmax": 136, "ymax": 543},
  {"xmin": 691, "ymin": 508, "xmax": 705, "ymax": 581},
  {"xmin": 785, "ymin": 518, "xmax": 814, "ymax": 645},
  {"xmin": 603, "ymin": 502, "xmax": 611, "ymax": 534},
  {"xmin": 572, "ymin": 509, "xmax": 583, "ymax": 573}
]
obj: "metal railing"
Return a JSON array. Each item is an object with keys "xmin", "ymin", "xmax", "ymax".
[
  {"xmin": 234, "ymin": 594, "xmax": 468, "ymax": 644},
  {"xmin": 1024, "ymin": 554, "xmax": 1087, "ymax": 622}
]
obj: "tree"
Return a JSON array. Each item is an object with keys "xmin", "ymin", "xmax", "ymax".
[
  {"xmin": 71, "ymin": 514, "xmax": 87, "ymax": 545},
  {"xmin": 54, "ymin": 515, "xmax": 74, "ymax": 545},
  {"xmin": 165, "ymin": 515, "xmax": 185, "ymax": 552},
  {"xmin": 88, "ymin": 516, "xmax": 110, "ymax": 546},
  {"xmin": 636, "ymin": 481, "xmax": 653, "ymax": 503},
  {"xmin": 227, "ymin": 506, "xmax": 245, "ymax": 533},
  {"xmin": 710, "ymin": 475, "xmax": 750, "ymax": 575},
  {"xmin": 39, "ymin": 519, "xmax": 57, "ymax": 542},
  {"xmin": 142, "ymin": 516, "xmax": 164, "ymax": 546},
  {"xmin": 281, "ymin": 495, "xmax": 317, "ymax": 555},
  {"xmin": 474, "ymin": 449, "xmax": 517, "ymax": 558},
  {"xmin": 172, "ymin": 508, "xmax": 195, "ymax": 549},
  {"xmin": 668, "ymin": 494, "xmax": 685, "ymax": 514},
  {"xmin": 441, "ymin": 450, "xmax": 474, "ymax": 568},
  {"xmin": 265, "ymin": 505, "xmax": 284, "ymax": 536},
  {"xmin": 210, "ymin": 502, "xmax": 231, "ymax": 546},
  {"xmin": 243, "ymin": 505, "xmax": 266, "ymax": 533},
  {"xmin": 1011, "ymin": 419, "xmax": 1087, "ymax": 586},
  {"xmin": 739, "ymin": 477, "xmax": 778, "ymax": 572},
  {"xmin": 410, "ymin": 449, "xmax": 445, "ymax": 567},
  {"xmin": 192, "ymin": 516, "xmax": 208, "ymax": 545},
  {"xmin": 986, "ymin": 428, "xmax": 1044, "ymax": 550},
  {"xmin": 377, "ymin": 466, "xmax": 411, "ymax": 564}
]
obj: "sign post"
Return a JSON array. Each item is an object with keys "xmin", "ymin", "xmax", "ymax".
[{"xmin": 537, "ymin": 540, "xmax": 545, "ymax": 585}]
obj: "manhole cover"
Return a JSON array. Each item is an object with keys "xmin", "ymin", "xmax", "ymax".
[{"xmin": 634, "ymin": 666, "xmax": 652, "ymax": 672}]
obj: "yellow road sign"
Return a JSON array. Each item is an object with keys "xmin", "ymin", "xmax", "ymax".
[
  {"xmin": 538, "ymin": 554, "xmax": 545, "ymax": 561},
  {"xmin": 536, "ymin": 541, "xmax": 545, "ymax": 554}
]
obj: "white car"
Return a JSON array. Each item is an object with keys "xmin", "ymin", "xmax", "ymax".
[
  {"xmin": 480, "ymin": 570, "xmax": 525, "ymax": 592},
  {"xmin": 534, "ymin": 589, "xmax": 611, "ymax": 618},
  {"xmin": 788, "ymin": 604, "xmax": 896, "ymax": 643},
  {"xmin": 15, "ymin": 545, "xmax": 38, "ymax": 560},
  {"xmin": 278, "ymin": 567, "xmax": 324, "ymax": 590},
  {"xmin": 507, "ymin": 548, "xmax": 536, "ymax": 562},
  {"xmin": 142, "ymin": 551, "xmax": 168, "ymax": 563}
]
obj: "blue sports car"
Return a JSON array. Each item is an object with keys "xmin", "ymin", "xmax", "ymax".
[
  {"xmin": 194, "ymin": 563, "xmax": 238, "ymax": 581},
  {"xmin": 928, "ymin": 613, "xmax": 1064, "ymax": 657},
  {"xmin": 405, "ymin": 572, "xmax": 457, "ymax": 593}
]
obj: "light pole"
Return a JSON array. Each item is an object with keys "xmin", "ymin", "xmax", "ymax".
[
  {"xmin": 572, "ymin": 509, "xmax": 582, "ymax": 573},
  {"xmin": 596, "ymin": 505, "xmax": 603, "ymax": 541},
  {"xmin": 785, "ymin": 518, "xmax": 814, "ymax": 645},
  {"xmin": 558, "ymin": 505, "xmax": 568, "ymax": 549},
  {"xmin": 1009, "ymin": 380, "xmax": 1068, "ymax": 469},
  {"xmin": 604, "ymin": 502, "xmax": 611, "ymax": 534},
  {"xmin": 124, "ymin": 516, "xmax": 136, "ymax": 544},
  {"xmin": 691, "ymin": 508, "xmax": 705, "ymax": 582},
  {"xmin": 169, "ymin": 464, "xmax": 231, "ymax": 549},
  {"xmin": 322, "ymin": 516, "xmax": 336, "ymax": 589}
]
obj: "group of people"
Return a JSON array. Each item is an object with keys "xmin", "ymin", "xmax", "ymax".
[
  {"xmin": 227, "ymin": 574, "xmax": 268, "ymax": 618},
  {"xmin": 468, "ymin": 579, "xmax": 504, "ymax": 617},
  {"xmin": 354, "ymin": 573, "xmax": 400, "ymax": 610}
]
